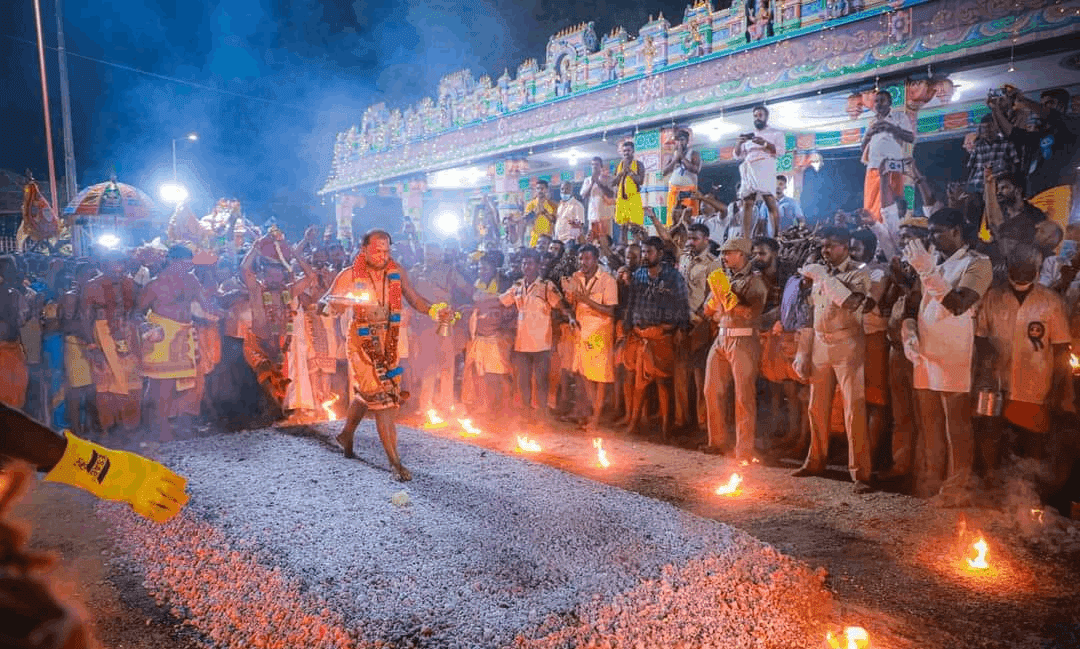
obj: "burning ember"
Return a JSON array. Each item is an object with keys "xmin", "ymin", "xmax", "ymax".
[
  {"xmin": 1031, "ymin": 508, "xmax": 1045, "ymax": 524},
  {"xmin": 515, "ymin": 435, "xmax": 542, "ymax": 453},
  {"xmin": 458, "ymin": 418, "xmax": 482, "ymax": 437},
  {"xmin": 1071, "ymin": 354, "xmax": 1080, "ymax": 374},
  {"xmin": 826, "ymin": 626, "xmax": 870, "ymax": 649},
  {"xmin": 321, "ymin": 395, "xmax": 339, "ymax": 421},
  {"xmin": 738, "ymin": 458, "xmax": 760, "ymax": 467},
  {"xmin": 715, "ymin": 473, "xmax": 743, "ymax": 497},
  {"xmin": 422, "ymin": 409, "xmax": 448, "ymax": 430},
  {"xmin": 966, "ymin": 536, "xmax": 989, "ymax": 570},
  {"xmin": 593, "ymin": 438, "xmax": 610, "ymax": 468}
]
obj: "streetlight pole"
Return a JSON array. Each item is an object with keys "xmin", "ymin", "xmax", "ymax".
[{"xmin": 172, "ymin": 132, "xmax": 197, "ymax": 182}]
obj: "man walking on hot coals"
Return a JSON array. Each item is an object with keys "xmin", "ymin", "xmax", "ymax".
[{"xmin": 320, "ymin": 230, "xmax": 453, "ymax": 481}]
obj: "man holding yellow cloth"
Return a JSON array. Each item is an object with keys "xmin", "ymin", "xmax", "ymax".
[
  {"xmin": 137, "ymin": 245, "xmax": 220, "ymax": 442},
  {"xmin": 614, "ymin": 139, "xmax": 646, "ymax": 243}
]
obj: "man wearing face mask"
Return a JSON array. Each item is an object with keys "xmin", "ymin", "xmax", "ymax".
[
  {"xmin": 901, "ymin": 208, "xmax": 992, "ymax": 505},
  {"xmin": 974, "ymin": 244, "xmax": 1072, "ymax": 486}
]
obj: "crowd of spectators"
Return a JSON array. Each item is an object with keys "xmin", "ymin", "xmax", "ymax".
[{"xmin": 1, "ymin": 83, "xmax": 1078, "ymax": 509}]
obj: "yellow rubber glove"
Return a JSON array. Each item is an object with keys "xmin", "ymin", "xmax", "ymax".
[
  {"xmin": 43, "ymin": 431, "xmax": 190, "ymax": 523},
  {"xmin": 707, "ymin": 268, "xmax": 739, "ymax": 312}
]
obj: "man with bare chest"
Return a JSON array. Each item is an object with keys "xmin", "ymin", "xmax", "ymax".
[
  {"xmin": 320, "ymin": 230, "xmax": 452, "ymax": 481},
  {"xmin": 0, "ymin": 256, "xmax": 29, "ymax": 409},
  {"xmin": 408, "ymin": 242, "xmax": 472, "ymax": 415},
  {"xmin": 82, "ymin": 250, "xmax": 142, "ymax": 433},
  {"xmin": 240, "ymin": 233, "xmax": 317, "ymax": 417},
  {"xmin": 138, "ymin": 245, "xmax": 220, "ymax": 442}
]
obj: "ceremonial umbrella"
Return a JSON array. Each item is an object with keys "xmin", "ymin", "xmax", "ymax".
[
  {"xmin": 63, "ymin": 178, "xmax": 158, "ymax": 253},
  {"xmin": 63, "ymin": 178, "xmax": 157, "ymax": 223}
]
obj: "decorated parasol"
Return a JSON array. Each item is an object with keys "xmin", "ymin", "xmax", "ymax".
[{"xmin": 63, "ymin": 177, "xmax": 157, "ymax": 222}]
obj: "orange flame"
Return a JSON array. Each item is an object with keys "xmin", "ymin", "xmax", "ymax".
[
  {"xmin": 966, "ymin": 536, "xmax": 989, "ymax": 570},
  {"xmin": 321, "ymin": 395, "xmax": 339, "ymax": 421},
  {"xmin": 423, "ymin": 409, "xmax": 448, "ymax": 430},
  {"xmin": 826, "ymin": 626, "xmax": 870, "ymax": 649},
  {"xmin": 593, "ymin": 438, "xmax": 610, "ymax": 468},
  {"xmin": 1031, "ymin": 508, "xmax": 1044, "ymax": 524},
  {"xmin": 515, "ymin": 435, "xmax": 542, "ymax": 453},
  {"xmin": 458, "ymin": 418, "xmax": 481, "ymax": 436},
  {"xmin": 738, "ymin": 458, "xmax": 761, "ymax": 467},
  {"xmin": 715, "ymin": 473, "xmax": 743, "ymax": 496}
]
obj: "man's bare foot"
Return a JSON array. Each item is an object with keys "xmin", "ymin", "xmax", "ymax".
[
  {"xmin": 391, "ymin": 462, "xmax": 412, "ymax": 482},
  {"xmin": 336, "ymin": 431, "xmax": 355, "ymax": 459}
]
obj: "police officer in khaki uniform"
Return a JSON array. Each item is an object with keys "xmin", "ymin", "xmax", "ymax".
[
  {"xmin": 793, "ymin": 227, "xmax": 874, "ymax": 493},
  {"xmin": 701, "ymin": 237, "xmax": 768, "ymax": 461}
]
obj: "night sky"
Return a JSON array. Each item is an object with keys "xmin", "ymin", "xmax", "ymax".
[{"xmin": 0, "ymin": 0, "xmax": 710, "ymax": 227}]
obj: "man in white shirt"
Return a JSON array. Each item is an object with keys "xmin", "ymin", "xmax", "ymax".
[
  {"xmin": 861, "ymin": 89, "xmax": 915, "ymax": 223},
  {"xmin": 901, "ymin": 208, "xmax": 992, "ymax": 506},
  {"xmin": 499, "ymin": 249, "xmax": 566, "ymax": 419},
  {"xmin": 580, "ymin": 156, "xmax": 615, "ymax": 238},
  {"xmin": 554, "ymin": 181, "xmax": 585, "ymax": 243},
  {"xmin": 735, "ymin": 106, "xmax": 785, "ymax": 238}
]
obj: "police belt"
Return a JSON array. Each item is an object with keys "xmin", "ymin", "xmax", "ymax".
[{"xmin": 715, "ymin": 327, "xmax": 756, "ymax": 337}]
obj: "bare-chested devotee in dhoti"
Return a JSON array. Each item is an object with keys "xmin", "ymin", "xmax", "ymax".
[
  {"xmin": 137, "ymin": 245, "xmax": 221, "ymax": 442},
  {"xmin": 320, "ymin": 230, "xmax": 452, "ymax": 482}
]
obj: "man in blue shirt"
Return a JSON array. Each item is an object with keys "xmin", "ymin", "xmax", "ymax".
[
  {"xmin": 621, "ymin": 237, "xmax": 691, "ymax": 437},
  {"xmin": 755, "ymin": 175, "xmax": 804, "ymax": 235}
]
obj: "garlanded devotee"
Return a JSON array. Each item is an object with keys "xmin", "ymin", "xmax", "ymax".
[
  {"xmin": 320, "ymin": 229, "xmax": 453, "ymax": 481},
  {"xmin": 82, "ymin": 249, "xmax": 142, "ymax": 434},
  {"xmin": 137, "ymin": 245, "xmax": 222, "ymax": 442},
  {"xmin": 239, "ymin": 232, "xmax": 318, "ymax": 418},
  {"xmin": 735, "ymin": 106, "xmax": 785, "ymax": 237}
]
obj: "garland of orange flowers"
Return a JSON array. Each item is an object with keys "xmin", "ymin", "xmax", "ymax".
[{"xmin": 352, "ymin": 252, "xmax": 403, "ymax": 382}]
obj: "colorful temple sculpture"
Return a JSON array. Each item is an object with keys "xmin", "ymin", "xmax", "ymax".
[{"xmin": 321, "ymin": 0, "xmax": 1080, "ymax": 242}]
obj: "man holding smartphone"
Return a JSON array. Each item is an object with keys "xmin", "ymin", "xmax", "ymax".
[
  {"xmin": 735, "ymin": 106, "xmax": 785, "ymax": 238},
  {"xmin": 861, "ymin": 89, "xmax": 915, "ymax": 223}
]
